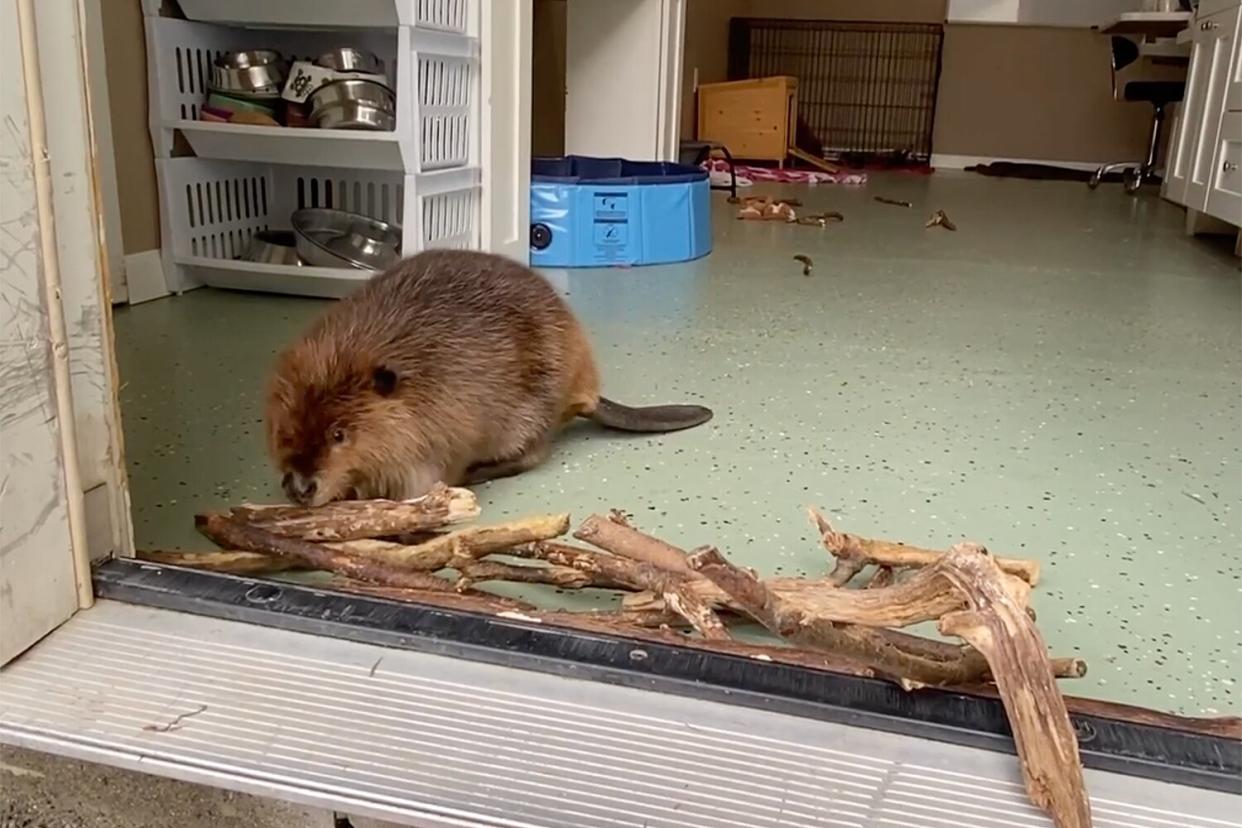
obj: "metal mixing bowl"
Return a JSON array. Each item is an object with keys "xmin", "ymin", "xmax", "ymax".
[
  {"xmin": 308, "ymin": 78, "xmax": 396, "ymax": 131},
  {"xmin": 291, "ymin": 208, "xmax": 401, "ymax": 270},
  {"xmin": 210, "ymin": 50, "xmax": 287, "ymax": 100},
  {"xmin": 242, "ymin": 230, "xmax": 302, "ymax": 266},
  {"xmin": 315, "ymin": 47, "xmax": 384, "ymax": 75}
]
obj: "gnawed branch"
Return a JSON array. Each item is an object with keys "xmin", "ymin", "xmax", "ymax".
[
  {"xmin": 137, "ymin": 549, "xmax": 295, "ymax": 575},
  {"xmin": 936, "ymin": 543, "xmax": 1091, "ymax": 828},
  {"xmin": 196, "ymin": 513, "xmax": 453, "ymax": 591},
  {"xmin": 224, "ymin": 483, "xmax": 480, "ymax": 541},
  {"xmin": 809, "ymin": 507, "xmax": 1041, "ymax": 586},
  {"xmin": 329, "ymin": 514, "xmax": 570, "ymax": 571}
]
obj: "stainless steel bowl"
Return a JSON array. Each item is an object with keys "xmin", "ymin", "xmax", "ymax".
[
  {"xmin": 242, "ymin": 230, "xmax": 302, "ymax": 266},
  {"xmin": 210, "ymin": 50, "xmax": 287, "ymax": 100},
  {"xmin": 308, "ymin": 78, "xmax": 396, "ymax": 131},
  {"xmin": 291, "ymin": 208, "xmax": 401, "ymax": 271},
  {"xmin": 315, "ymin": 48, "xmax": 383, "ymax": 75}
]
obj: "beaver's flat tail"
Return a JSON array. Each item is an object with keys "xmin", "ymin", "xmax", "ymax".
[{"xmin": 587, "ymin": 397, "xmax": 713, "ymax": 433}]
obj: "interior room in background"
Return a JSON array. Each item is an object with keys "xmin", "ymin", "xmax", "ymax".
[{"xmin": 2, "ymin": 1, "xmax": 1238, "ymax": 826}]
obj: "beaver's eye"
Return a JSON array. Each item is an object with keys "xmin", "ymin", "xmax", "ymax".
[{"xmin": 332, "ymin": 428, "xmax": 346, "ymax": 444}]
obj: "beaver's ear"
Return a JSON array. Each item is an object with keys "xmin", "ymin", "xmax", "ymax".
[{"xmin": 372, "ymin": 366, "xmax": 398, "ymax": 396}]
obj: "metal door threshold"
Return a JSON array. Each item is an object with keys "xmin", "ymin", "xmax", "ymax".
[{"xmin": 1, "ymin": 602, "xmax": 1237, "ymax": 828}]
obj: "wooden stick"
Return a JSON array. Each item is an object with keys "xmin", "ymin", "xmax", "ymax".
[
  {"xmin": 225, "ymin": 484, "xmax": 480, "ymax": 541},
  {"xmin": 686, "ymin": 546, "xmax": 1077, "ymax": 688},
  {"xmin": 196, "ymin": 513, "xmax": 453, "ymax": 592},
  {"xmin": 325, "ymin": 577, "xmax": 683, "ymax": 628},
  {"xmin": 150, "ymin": 541, "xmax": 1080, "ymax": 691},
  {"xmin": 787, "ymin": 145, "xmax": 841, "ymax": 173},
  {"xmin": 936, "ymin": 543, "xmax": 1091, "ymax": 828},
  {"xmin": 574, "ymin": 514, "xmax": 692, "ymax": 573},
  {"xmin": 136, "ymin": 549, "xmax": 297, "ymax": 575},
  {"xmin": 926, "ymin": 209, "xmax": 957, "ymax": 231},
  {"xmin": 532, "ymin": 541, "xmax": 686, "ymax": 588},
  {"xmin": 451, "ymin": 559, "xmax": 595, "ymax": 591},
  {"xmin": 625, "ymin": 567, "xmax": 965, "ymax": 629},
  {"xmin": 867, "ymin": 566, "xmax": 896, "ymax": 589},
  {"xmin": 809, "ymin": 507, "xmax": 1041, "ymax": 586},
  {"xmin": 328, "ymin": 514, "xmax": 570, "ymax": 571},
  {"xmin": 536, "ymin": 541, "xmax": 729, "ymax": 640}
]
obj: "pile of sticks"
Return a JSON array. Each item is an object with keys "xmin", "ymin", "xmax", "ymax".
[{"xmin": 142, "ymin": 484, "xmax": 1092, "ymax": 828}]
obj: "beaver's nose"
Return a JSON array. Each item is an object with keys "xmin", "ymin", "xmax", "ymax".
[{"xmin": 282, "ymin": 472, "xmax": 317, "ymax": 504}]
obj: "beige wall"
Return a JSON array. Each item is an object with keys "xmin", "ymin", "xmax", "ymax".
[
  {"xmin": 682, "ymin": 0, "xmax": 750, "ymax": 138},
  {"xmin": 680, "ymin": 0, "xmax": 1155, "ymax": 164},
  {"xmin": 532, "ymin": 0, "xmax": 568, "ymax": 157},
  {"xmin": 933, "ymin": 24, "xmax": 1152, "ymax": 163},
  {"xmin": 735, "ymin": 0, "xmax": 942, "ymax": 22},
  {"xmin": 101, "ymin": 0, "xmax": 160, "ymax": 254}
]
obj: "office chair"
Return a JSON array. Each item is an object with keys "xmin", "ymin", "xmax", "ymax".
[{"xmin": 1088, "ymin": 36, "xmax": 1186, "ymax": 194}]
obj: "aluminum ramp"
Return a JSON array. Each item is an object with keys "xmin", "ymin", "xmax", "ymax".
[{"xmin": 1, "ymin": 601, "xmax": 1238, "ymax": 827}]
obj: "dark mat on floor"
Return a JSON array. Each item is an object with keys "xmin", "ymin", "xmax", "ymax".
[{"xmin": 967, "ymin": 161, "xmax": 1115, "ymax": 182}]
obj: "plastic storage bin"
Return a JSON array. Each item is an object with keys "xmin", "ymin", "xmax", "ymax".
[
  {"xmin": 529, "ymin": 156, "xmax": 712, "ymax": 268},
  {"xmin": 142, "ymin": 0, "xmax": 481, "ymax": 297},
  {"xmin": 146, "ymin": 18, "xmax": 478, "ymax": 173},
  {"xmin": 156, "ymin": 158, "xmax": 478, "ymax": 297},
  {"xmin": 152, "ymin": 0, "xmax": 472, "ymax": 31}
]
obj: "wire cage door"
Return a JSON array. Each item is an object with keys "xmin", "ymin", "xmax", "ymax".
[{"xmin": 727, "ymin": 18, "xmax": 944, "ymax": 164}]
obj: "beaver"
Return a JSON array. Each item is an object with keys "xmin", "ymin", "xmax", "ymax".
[{"xmin": 266, "ymin": 249, "xmax": 712, "ymax": 506}]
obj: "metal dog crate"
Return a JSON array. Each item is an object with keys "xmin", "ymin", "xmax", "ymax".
[{"xmin": 728, "ymin": 18, "xmax": 944, "ymax": 163}]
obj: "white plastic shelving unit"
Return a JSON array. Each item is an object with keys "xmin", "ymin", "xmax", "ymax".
[{"xmin": 143, "ymin": 0, "xmax": 481, "ymax": 296}]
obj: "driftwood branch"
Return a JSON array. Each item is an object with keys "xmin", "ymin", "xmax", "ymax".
[
  {"xmin": 534, "ymin": 541, "xmax": 729, "ymax": 640},
  {"xmin": 809, "ymin": 507, "xmax": 1041, "ymax": 586},
  {"xmin": 936, "ymin": 543, "xmax": 1091, "ymax": 828},
  {"xmin": 626, "ymin": 562, "xmax": 968, "ymax": 629},
  {"xmin": 225, "ymin": 484, "xmax": 480, "ymax": 541},
  {"xmin": 167, "ymin": 481, "xmax": 1187, "ymax": 828},
  {"xmin": 136, "ymin": 549, "xmax": 297, "ymax": 575},
  {"xmin": 196, "ymin": 513, "xmax": 453, "ymax": 592},
  {"xmin": 685, "ymin": 546, "xmax": 1079, "ymax": 688},
  {"xmin": 327, "ymin": 576, "xmax": 685, "ymax": 629},
  {"xmin": 450, "ymin": 559, "xmax": 594, "ymax": 591},
  {"xmin": 867, "ymin": 566, "xmax": 896, "ymax": 589},
  {"xmin": 329, "ymin": 514, "xmax": 570, "ymax": 571},
  {"xmin": 574, "ymin": 513, "xmax": 693, "ymax": 573}
]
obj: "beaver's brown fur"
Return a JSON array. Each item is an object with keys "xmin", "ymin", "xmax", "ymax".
[{"xmin": 266, "ymin": 250, "xmax": 712, "ymax": 505}]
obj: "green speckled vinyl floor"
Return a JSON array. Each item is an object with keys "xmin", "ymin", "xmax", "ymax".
[{"xmin": 113, "ymin": 172, "xmax": 1241, "ymax": 716}]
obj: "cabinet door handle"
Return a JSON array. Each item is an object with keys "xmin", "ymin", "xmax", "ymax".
[
  {"xmin": 1224, "ymin": 161, "xmax": 1240, "ymax": 173},
  {"xmin": 1201, "ymin": 20, "xmax": 1219, "ymax": 30}
]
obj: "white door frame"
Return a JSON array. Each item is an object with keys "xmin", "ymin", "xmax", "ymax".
[
  {"xmin": 80, "ymin": 0, "xmax": 128, "ymax": 304},
  {"xmin": 1, "ymin": 0, "xmax": 132, "ymax": 664},
  {"xmin": 480, "ymin": 0, "xmax": 534, "ymax": 263}
]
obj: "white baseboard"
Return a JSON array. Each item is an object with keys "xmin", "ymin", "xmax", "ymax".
[
  {"xmin": 931, "ymin": 154, "xmax": 1116, "ymax": 172},
  {"xmin": 122, "ymin": 249, "xmax": 169, "ymax": 305}
]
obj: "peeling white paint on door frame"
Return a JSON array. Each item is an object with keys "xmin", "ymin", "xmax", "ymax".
[
  {"xmin": 34, "ymin": 0, "xmax": 134, "ymax": 562},
  {"xmin": 1, "ymin": 0, "xmax": 135, "ymax": 664},
  {"xmin": 1, "ymin": 0, "xmax": 84, "ymax": 663}
]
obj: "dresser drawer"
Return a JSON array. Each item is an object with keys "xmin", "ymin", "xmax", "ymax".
[{"xmin": 1205, "ymin": 111, "xmax": 1242, "ymax": 224}]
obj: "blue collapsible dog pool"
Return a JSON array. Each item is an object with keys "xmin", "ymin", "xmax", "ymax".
[{"xmin": 529, "ymin": 156, "xmax": 712, "ymax": 267}]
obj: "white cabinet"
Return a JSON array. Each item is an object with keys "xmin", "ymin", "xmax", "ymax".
[
  {"xmin": 1206, "ymin": 111, "xmax": 1242, "ymax": 218},
  {"xmin": 1167, "ymin": 3, "xmax": 1242, "ymax": 227}
]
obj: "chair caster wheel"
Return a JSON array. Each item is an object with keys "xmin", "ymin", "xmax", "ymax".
[
  {"xmin": 1087, "ymin": 170, "xmax": 1103, "ymax": 189},
  {"xmin": 1124, "ymin": 168, "xmax": 1143, "ymax": 193}
]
